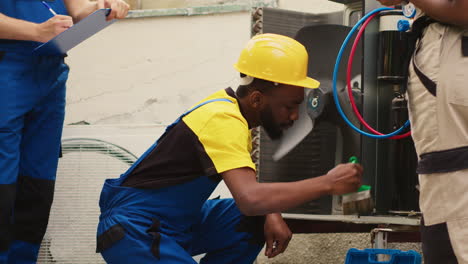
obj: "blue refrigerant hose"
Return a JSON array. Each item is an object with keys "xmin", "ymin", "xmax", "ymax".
[{"xmin": 332, "ymin": 7, "xmax": 411, "ymax": 139}]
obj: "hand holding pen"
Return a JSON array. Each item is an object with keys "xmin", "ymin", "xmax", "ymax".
[
  {"xmin": 41, "ymin": 1, "xmax": 58, "ymax": 16},
  {"xmin": 35, "ymin": 1, "xmax": 73, "ymax": 43}
]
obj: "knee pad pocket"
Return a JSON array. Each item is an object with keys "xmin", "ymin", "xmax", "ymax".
[
  {"xmin": 235, "ymin": 215, "xmax": 266, "ymax": 246},
  {"xmin": 96, "ymin": 224, "xmax": 126, "ymax": 253},
  {"xmin": 14, "ymin": 175, "xmax": 55, "ymax": 244},
  {"xmin": 0, "ymin": 183, "xmax": 15, "ymax": 251}
]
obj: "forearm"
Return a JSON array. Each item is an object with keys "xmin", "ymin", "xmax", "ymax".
[
  {"xmin": 225, "ymin": 164, "xmax": 361, "ymax": 216},
  {"xmin": 238, "ymin": 176, "xmax": 332, "ymax": 216},
  {"xmin": 0, "ymin": 13, "xmax": 40, "ymax": 41},
  {"xmin": 64, "ymin": 0, "xmax": 98, "ymax": 22},
  {"xmin": 411, "ymin": 0, "xmax": 468, "ymax": 27}
]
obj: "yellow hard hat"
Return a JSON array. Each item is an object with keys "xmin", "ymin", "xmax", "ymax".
[{"xmin": 234, "ymin": 33, "xmax": 320, "ymax": 89}]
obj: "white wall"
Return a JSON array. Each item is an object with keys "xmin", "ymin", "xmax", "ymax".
[
  {"xmin": 279, "ymin": 0, "xmax": 344, "ymax": 13},
  {"xmin": 65, "ymin": 12, "xmax": 250, "ymax": 126},
  {"xmin": 64, "ymin": 1, "xmax": 344, "ymax": 128},
  {"xmin": 140, "ymin": 0, "xmax": 251, "ymax": 9},
  {"xmin": 63, "ymin": 1, "xmax": 343, "ymax": 199}
]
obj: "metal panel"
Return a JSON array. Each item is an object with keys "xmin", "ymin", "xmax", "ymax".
[
  {"xmin": 258, "ymin": 9, "xmax": 360, "ymax": 215},
  {"xmin": 262, "ymin": 7, "xmax": 343, "ymax": 38},
  {"xmin": 362, "ymin": 1, "xmax": 419, "ymax": 213},
  {"xmin": 260, "ymin": 123, "xmax": 337, "ymax": 214}
]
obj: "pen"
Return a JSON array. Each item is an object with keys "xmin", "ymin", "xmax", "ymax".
[{"xmin": 41, "ymin": 1, "xmax": 57, "ymax": 16}]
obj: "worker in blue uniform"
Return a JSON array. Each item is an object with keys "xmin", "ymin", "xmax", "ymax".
[
  {"xmin": 0, "ymin": 1, "xmax": 129, "ymax": 263},
  {"xmin": 96, "ymin": 34, "xmax": 364, "ymax": 263}
]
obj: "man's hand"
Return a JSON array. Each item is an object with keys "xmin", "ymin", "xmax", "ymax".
[
  {"xmin": 325, "ymin": 163, "xmax": 363, "ymax": 195},
  {"xmin": 35, "ymin": 15, "xmax": 73, "ymax": 43},
  {"xmin": 264, "ymin": 213, "xmax": 292, "ymax": 258},
  {"xmin": 97, "ymin": 0, "xmax": 130, "ymax": 20},
  {"xmin": 377, "ymin": 0, "xmax": 405, "ymax": 6}
]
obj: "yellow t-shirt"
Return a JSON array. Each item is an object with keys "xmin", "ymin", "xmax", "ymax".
[{"xmin": 122, "ymin": 88, "xmax": 255, "ymax": 189}]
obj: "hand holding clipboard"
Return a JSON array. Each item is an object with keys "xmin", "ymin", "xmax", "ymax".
[{"xmin": 33, "ymin": 8, "xmax": 117, "ymax": 55}]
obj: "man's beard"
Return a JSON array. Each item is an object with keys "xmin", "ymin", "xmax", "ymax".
[{"xmin": 260, "ymin": 107, "xmax": 283, "ymax": 140}]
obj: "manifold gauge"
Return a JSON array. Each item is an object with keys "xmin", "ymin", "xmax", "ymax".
[{"xmin": 402, "ymin": 2, "xmax": 416, "ymax": 18}]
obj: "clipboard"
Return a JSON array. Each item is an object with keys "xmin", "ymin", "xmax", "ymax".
[{"xmin": 33, "ymin": 9, "xmax": 117, "ymax": 55}]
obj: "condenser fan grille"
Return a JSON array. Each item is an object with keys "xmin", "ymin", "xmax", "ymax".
[{"xmin": 38, "ymin": 139, "xmax": 137, "ymax": 264}]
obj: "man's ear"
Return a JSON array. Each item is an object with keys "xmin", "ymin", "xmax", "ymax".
[{"xmin": 250, "ymin": 90, "xmax": 264, "ymax": 109}]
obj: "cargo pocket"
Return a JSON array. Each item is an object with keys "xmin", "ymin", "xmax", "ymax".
[
  {"xmin": 447, "ymin": 33, "xmax": 468, "ymax": 107},
  {"xmin": 96, "ymin": 224, "xmax": 126, "ymax": 253},
  {"xmin": 146, "ymin": 218, "xmax": 162, "ymax": 259}
]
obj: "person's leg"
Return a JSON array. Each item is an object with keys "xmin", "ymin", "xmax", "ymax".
[
  {"xmin": 420, "ymin": 217, "xmax": 458, "ymax": 264},
  {"xmin": 8, "ymin": 58, "xmax": 69, "ymax": 264},
  {"xmin": 0, "ymin": 91, "xmax": 23, "ymax": 264},
  {"xmin": 0, "ymin": 53, "xmax": 38, "ymax": 264},
  {"xmin": 447, "ymin": 219, "xmax": 468, "ymax": 264},
  {"xmin": 190, "ymin": 198, "xmax": 264, "ymax": 264}
]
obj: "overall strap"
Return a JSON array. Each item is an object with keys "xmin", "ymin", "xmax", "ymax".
[
  {"xmin": 407, "ymin": 16, "xmax": 438, "ymax": 96},
  {"xmin": 412, "ymin": 58, "xmax": 437, "ymax": 96},
  {"xmin": 122, "ymin": 98, "xmax": 234, "ymax": 177}
]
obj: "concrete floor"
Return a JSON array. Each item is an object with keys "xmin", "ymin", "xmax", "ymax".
[{"xmin": 256, "ymin": 233, "xmax": 422, "ymax": 264}]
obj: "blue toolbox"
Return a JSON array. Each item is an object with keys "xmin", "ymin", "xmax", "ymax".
[{"xmin": 345, "ymin": 248, "xmax": 421, "ymax": 264}]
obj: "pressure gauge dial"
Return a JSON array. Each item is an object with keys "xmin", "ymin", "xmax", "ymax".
[{"xmin": 402, "ymin": 3, "xmax": 416, "ymax": 18}]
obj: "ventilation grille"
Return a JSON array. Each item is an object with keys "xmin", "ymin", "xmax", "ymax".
[
  {"xmin": 258, "ymin": 7, "xmax": 347, "ymax": 215},
  {"xmin": 38, "ymin": 139, "xmax": 137, "ymax": 264},
  {"xmin": 259, "ymin": 123, "xmax": 338, "ymax": 214}
]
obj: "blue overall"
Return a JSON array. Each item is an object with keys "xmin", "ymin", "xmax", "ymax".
[
  {"xmin": 0, "ymin": 1, "xmax": 70, "ymax": 263},
  {"xmin": 97, "ymin": 99, "xmax": 264, "ymax": 263}
]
